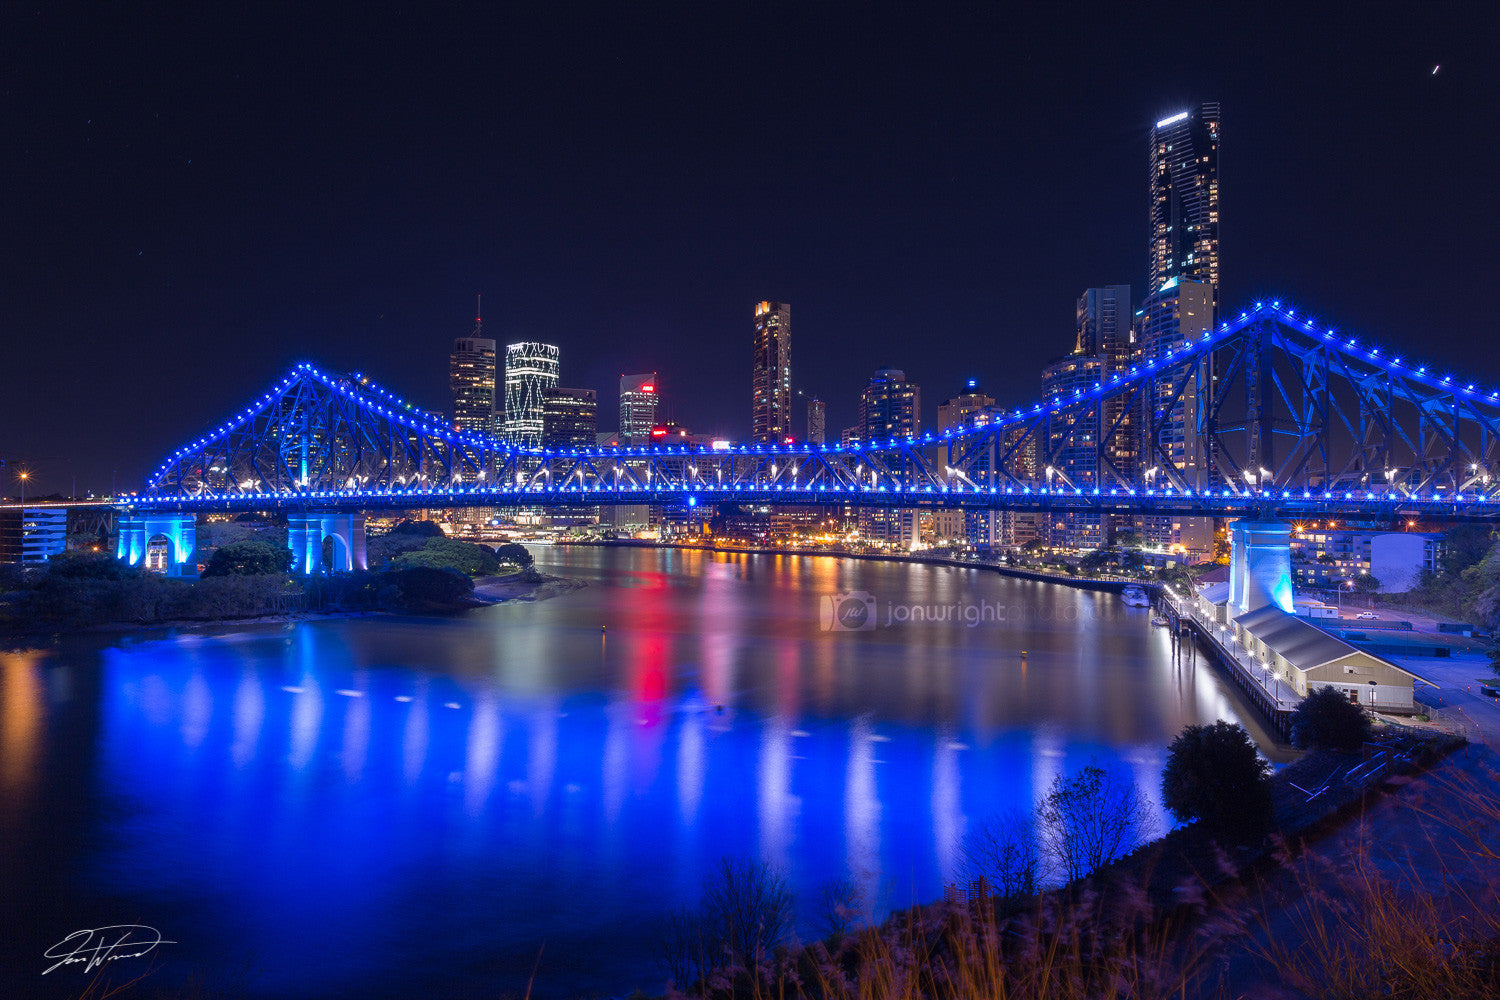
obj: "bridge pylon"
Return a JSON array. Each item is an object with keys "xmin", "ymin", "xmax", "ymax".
[{"xmin": 289, "ymin": 512, "xmax": 367, "ymax": 574}]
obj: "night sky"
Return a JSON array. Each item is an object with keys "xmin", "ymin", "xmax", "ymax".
[{"xmin": 3, "ymin": 3, "xmax": 1497, "ymax": 497}]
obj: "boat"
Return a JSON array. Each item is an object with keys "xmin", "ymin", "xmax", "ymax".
[
  {"xmin": 1151, "ymin": 615, "xmax": 1170, "ymax": 627},
  {"xmin": 1120, "ymin": 585, "xmax": 1150, "ymax": 607}
]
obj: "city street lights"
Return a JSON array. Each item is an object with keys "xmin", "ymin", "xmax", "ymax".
[{"xmin": 18, "ymin": 470, "xmax": 28, "ymax": 504}]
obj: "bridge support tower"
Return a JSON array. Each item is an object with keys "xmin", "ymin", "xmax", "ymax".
[
  {"xmin": 1228, "ymin": 520, "xmax": 1293, "ymax": 616},
  {"xmin": 288, "ymin": 512, "xmax": 367, "ymax": 574},
  {"xmin": 117, "ymin": 513, "xmax": 199, "ymax": 577}
]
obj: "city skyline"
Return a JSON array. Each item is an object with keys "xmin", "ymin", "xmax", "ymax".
[{"xmin": 1, "ymin": 6, "xmax": 1495, "ymax": 496}]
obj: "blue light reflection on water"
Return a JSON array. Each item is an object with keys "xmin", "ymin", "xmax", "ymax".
[{"xmin": 4, "ymin": 548, "xmax": 1277, "ymax": 998}]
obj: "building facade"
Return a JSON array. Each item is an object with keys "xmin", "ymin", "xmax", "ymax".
[
  {"xmin": 502, "ymin": 342, "xmax": 561, "ymax": 447},
  {"xmin": 858, "ymin": 369, "xmax": 920, "ymax": 548},
  {"xmin": 752, "ymin": 301, "xmax": 792, "ymax": 443},
  {"xmin": 1149, "ymin": 103, "xmax": 1220, "ymax": 304},
  {"xmin": 541, "ymin": 387, "xmax": 598, "ymax": 449},
  {"xmin": 807, "ymin": 397, "xmax": 825, "ymax": 444},
  {"xmin": 619, "ymin": 373, "xmax": 660, "ymax": 443},
  {"xmin": 449, "ymin": 333, "xmax": 497, "ymax": 435}
]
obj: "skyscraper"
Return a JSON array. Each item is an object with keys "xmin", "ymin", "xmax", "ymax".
[
  {"xmin": 542, "ymin": 387, "xmax": 598, "ymax": 448},
  {"xmin": 1040, "ymin": 354, "xmax": 1106, "ymax": 549},
  {"xmin": 1076, "ymin": 285, "xmax": 1135, "ymax": 477},
  {"xmin": 807, "ymin": 397, "xmax": 825, "ymax": 444},
  {"xmin": 1140, "ymin": 103, "xmax": 1219, "ymax": 558},
  {"xmin": 502, "ymin": 342, "xmax": 561, "ymax": 447},
  {"xmin": 449, "ymin": 304, "xmax": 497, "ymax": 435},
  {"xmin": 619, "ymin": 373, "xmax": 659, "ymax": 443},
  {"xmin": 1149, "ymin": 103, "xmax": 1220, "ymax": 303},
  {"xmin": 752, "ymin": 301, "xmax": 791, "ymax": 443},
  {"xmin": 859, "ymin": 369, "xmax": 920, "ymax": 548},
  {"xmin": 1137, "ymin": 276, "xmax": 1214, "ymax": 485}
]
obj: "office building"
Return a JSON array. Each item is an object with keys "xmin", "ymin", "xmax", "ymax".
[
  {"xmin": 752, "ymin": 301, "xmax": 791, "ymax": 443},
  {"xmin": 807, "ymin": 397, "xmax": 825, "ymax": 444},
  {"xmin": 502, "ymin": 342, "xmax": 560, "ymax": 447},
  {"xmin": 619, "ymin": 373, "xmax": 660, "ymax": 443},
  {"xmin": 1149, "ymin": 103, "xmax": 1220, "ymax": 305},
  {"xmin": 449, "ymin": 307, "xmax": 497, "ymax": 434},
  {"xmin": 542, "ymin": 388, "xmax": 598, "ymax": 449}
]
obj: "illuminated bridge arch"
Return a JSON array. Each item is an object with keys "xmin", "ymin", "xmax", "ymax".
[{"xmin": 128, "ymin": 299, "xmax": 1500, "ymax": 522}]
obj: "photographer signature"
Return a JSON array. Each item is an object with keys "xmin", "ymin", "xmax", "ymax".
[{"xmin": 43, "ymin": 925, "xmax": 176, "ymax": 975}]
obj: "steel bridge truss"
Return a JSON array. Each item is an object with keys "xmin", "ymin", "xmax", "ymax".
[{"xmin": 136, "ymin": 301, "xmax": 1500, "ymax": 520}]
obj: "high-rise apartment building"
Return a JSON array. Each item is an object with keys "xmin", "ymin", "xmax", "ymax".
[
  {"xmin": 1137, "ymin": 276, "xmax": 1214, "ymax": 486},
  {"xmin": 542, "ymin": 388, "xmax": 598, "ymax": 449},
  {"xmin": 934, "ymin": 382, "xmax": 997, "ymax": 545},
  {"xmin": 1140, "ymin": 102, "xmax": 1219, "ymax": 559},
  {"xmin": 450, "ymin": 306, "xmax": 497, "ymax": 434},
  {"xmin": 502, "ymin": 342, "xmax": 560, "ymax": 447},
  {"xmin": 807, "ymin": 397, "xmax": 825, "ymax": 444},
  {"xmin": 1040, "ymin": 354, "xmax": 1106, "ymax": 549},
  {"xmin": 1075, "ymin": 285, "xmax": 1136, "ymax": 480},
  {"xmin": 1149, "ymin": 103, "xmax": 1220, "ymax": 304},
  {"xmin": 619, "ymin": 373, "xmax": 659, "ymax": 443},
  {"xmin": 859, "ymin": 369, "xmax": 920, "ymax": 548},
  {"xmin": 752, "ymin": 301, "xmax": 791, "ymax": 443}
]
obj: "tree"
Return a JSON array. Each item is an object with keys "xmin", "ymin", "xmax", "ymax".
[
  {"xmin": 960, "ymin": 808, "xmax": 1041, "ymax": 903},
  {"xmin": 202, "ymin": 540, "xmax": 292, "ymax": 577},
  {"xmin": 384, "ymin": 565, "xmax": 474, "ymax": 610},
  {"xmin": 1161, "ymin": 721, "xmax": 1274, "ymax": 838},
  {"xmin": 698, "ymin": 857, "xmax": 795, "ymax": 976},
  {"xmin": 1351, "ymin": 572, "xmax": 1381, "ymax": 593},
  {"xmin": 47, "ymin": 549, "xmax": 137, "ymax": 580},
  {"xmin": 387, "ymin": 518, "xmax": 446, "ymax": 537},
  {"xmin": 1290, "ymin": 685, "xmax": 1373, "ymax": 751},
  {"xmin": 495, "ymin": 542, "xmax": 534, "ymax": 569},
  {"xmin": 391, "ymin": 537, "xmax": 500, "ymax": 576},
  {"xmin": 1036, "ymin": 761, "xmax": 1155, "ymax": 884}
]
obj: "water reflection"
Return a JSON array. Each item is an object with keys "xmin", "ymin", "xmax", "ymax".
[{"xmin": 0, "ymin": 547, "xmax": 1287, "ymax": 1000}]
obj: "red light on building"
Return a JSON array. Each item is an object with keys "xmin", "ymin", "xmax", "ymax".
[
  {"xmin": 642, "ymin": 384, "xmax": 656, "ymax": 393},
  {"xmin": 783, "ymin": 436, "xmax": 794, "ymax": 445},
  {"xmin": 651, "ymin": 427, "xmax": 667, "ymax": 437}
]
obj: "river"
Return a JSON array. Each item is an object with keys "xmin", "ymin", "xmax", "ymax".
[{"xmin": 0, "ymin": 546, "xmax": 1285, "ymax": 998}]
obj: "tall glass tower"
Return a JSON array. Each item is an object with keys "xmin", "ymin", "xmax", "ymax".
[
  {"xmin": 502, "ymin": 342, "xmax": 560, "ymax": 447},
  {"xmin": 1149, "ymin": 103, "xmax": 1220, "ymax": 305},
  {"xmin": 449, "ymin": 303, "xmax": 496, "ymax": 434},
  {"xmin": 752, "ymin": 301, "xmax": 791, "ymax": 443}
]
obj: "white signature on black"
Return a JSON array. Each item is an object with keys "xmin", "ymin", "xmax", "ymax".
[{"xmin": 42, "ymin": 925, "xmax": 176, "ymax": 975}]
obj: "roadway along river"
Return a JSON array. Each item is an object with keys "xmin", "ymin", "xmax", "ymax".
[{"xmin": 0, "ymin": 546, "xmax": 1288, "ymax": 999}]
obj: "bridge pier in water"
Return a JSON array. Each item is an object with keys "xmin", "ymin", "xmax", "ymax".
[
  {"xmin": 117, "ymin": 513, "xmax": 198, "ymax": 577},
  {"xmin": 288, "ymin": 512, "xmax": 367, "ymax": 574}
]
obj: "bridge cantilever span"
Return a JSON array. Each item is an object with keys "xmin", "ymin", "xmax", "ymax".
[{"xmin": 124, "ymin": 297, "xmax": 1500, "ymax": 522}]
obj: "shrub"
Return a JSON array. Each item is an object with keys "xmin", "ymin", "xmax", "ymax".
[
  {"xmin": 1290, "ymin": 685, "xmax": 1372, "ymax": 751},
  {"xmin": 391, "ymin": 537, "xmax": 501, "ymax": 576},
  {"xmin": 203, "ymin": 540, "xmax": 292, "ymax": 577},
  {"xmin": 1161, "ymin": 721, "xmax": 1274, "ymax": 838}
]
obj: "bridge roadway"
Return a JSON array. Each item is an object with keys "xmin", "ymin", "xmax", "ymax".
[{"xmin": 105, "ymin": 483, "xmax": 1500, "ymax": 521}]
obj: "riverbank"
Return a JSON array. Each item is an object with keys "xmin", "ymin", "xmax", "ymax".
[
  {"xmin": 0, "ymin": 568, "xmax": 582, "ymax": 644},
  {"xmin": 558, "ymin": 538, "xmax": 1148, "ymax": 595}
]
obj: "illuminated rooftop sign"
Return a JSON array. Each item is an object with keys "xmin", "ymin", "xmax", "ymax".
[{"xmin": 1155, "ymin": 111, "xmax": 1190, "ymax": 128}]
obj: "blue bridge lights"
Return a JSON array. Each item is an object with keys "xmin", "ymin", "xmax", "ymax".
[{"xmin": 127, "ymin": 295, "xmax": 1500, "ymax": 524}]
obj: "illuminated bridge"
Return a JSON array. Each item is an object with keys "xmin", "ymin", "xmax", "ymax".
[{"xmin": 116, "ymin": 297, "xmax": 1500, "ymax": 573}]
